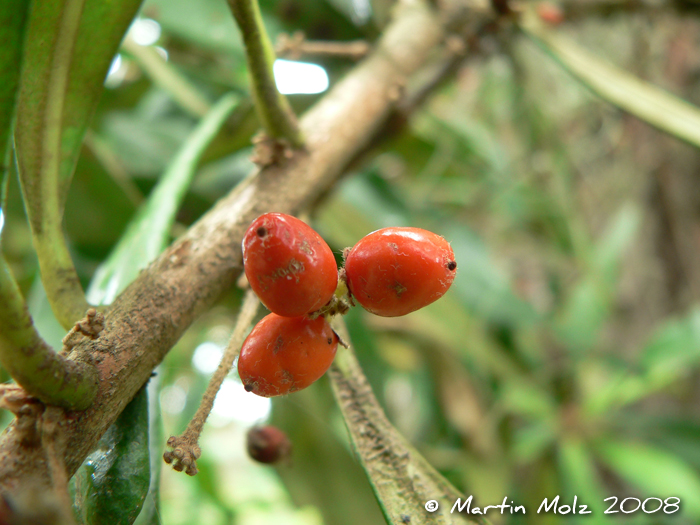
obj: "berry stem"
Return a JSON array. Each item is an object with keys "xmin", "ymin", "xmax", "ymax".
[{"xmin": 164, "ymin": 289, "xmax": 260, "ymax": 475}]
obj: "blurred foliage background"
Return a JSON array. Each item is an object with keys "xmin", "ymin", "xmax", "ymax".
[{"xmin": 4, "ymin": 0, "xmax": 700, "ymax": 524}]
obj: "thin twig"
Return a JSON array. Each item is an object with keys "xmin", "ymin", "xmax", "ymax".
[
  {"xmin": 164, "ymin": 289, "xmax": 260, "ymax": 475},
  {"xmin": 226, "ymin": 0, "xmax": 304, "ymax": 148},
  {"xmin": 276, "ymin": 31, "xmax": 370, "ymax": 60}
]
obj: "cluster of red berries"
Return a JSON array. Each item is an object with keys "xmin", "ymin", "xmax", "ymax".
[{"xmin": 237, "ymin": 213, "xmax": 457, "ymax": 398}]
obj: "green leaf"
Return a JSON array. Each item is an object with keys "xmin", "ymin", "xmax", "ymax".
[
  {"xmin": 15, "ymin": 0, "xmax": 145, "ymax": 209},
  {"xmin": 648, "ymin": 418, "xmax": 700, "ymax": 472},
  {"xmin": 14, "ymin": 0, "xmax": 145, "ymax": 327},
  {"xmin": 595, "ymin": 439, "xmax": 700, "ymax": 518},
  {"xmin": 133, "ymin": 375, "xmax": 163, "ymax": 525},
  {"xmin": 87, "ymin": 93, "xmax": 238, "ymax": 304},
  {"xmin": 78, "ymin": 93, "xmax": 236, "ymax": 525},
  {"xmin": 520, "ymin": 9, "xmax": 700, "ymax": 149},
  {"xmin": 642, "ymin": 307, "xmax": 700, "ymax": 381},
  {"xmin": 144, "ymin": 0, "xmax": 244, "ymax": 55},
  {"xmin": 444, "ymin": 224, "xmax": 538, "ymax": 327},
  {"xmin": 0, "ymin": 2, "xmax": 29, "ymax": 163},
  {"xmin": 76, "ymin": 386, "xmax": 151, "ymax": 525},
  {"xmin": 329, "ymin": 320, "xmax": 490, "ymax": 525},
  {"xmin": 556, "ymin": 204, "xmax": 640, "ymax": 353},
  {"xmin": 591, "ymin": 203, "xmax": 641, "ymax": 278},
  {"xmin": 588, "ymin": 307, "xmax": 700, "ymax": 414},
  {"xmin": 558, "ymin": 439, "xmax": 611, "ymax": 521}
]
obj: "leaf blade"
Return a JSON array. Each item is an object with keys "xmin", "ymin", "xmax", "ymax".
[
  {"xmin": 87, "ymin": 93, "xmax": 238, "ymax": 304},
  {"xmin": 595, "ymin": 439, "xmax": 700, "ymax": 518},
  {"xmin": 329, "ymin": 319, "xmax": 490, "ymax": 525},
  {"xmin": 76, "ymin": 386, "xmax": 151, "ymax": 525},
  {"xmin": 520, "ymin": 10, "xmax": 700, "ymax": 149}
]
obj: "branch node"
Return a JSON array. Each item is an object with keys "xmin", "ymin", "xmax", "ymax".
[
  {"xmin": 61, "ymin": 308, "xmax": 105, "ymax": 354},
  {"xmin": 250, "ymin": 132, "xmax": 295, "ymax": 167}
]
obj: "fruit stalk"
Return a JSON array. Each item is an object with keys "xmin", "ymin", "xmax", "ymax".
[{"xmin": 163, "ymin": 289, "xmax": 260, "ymax": 475}]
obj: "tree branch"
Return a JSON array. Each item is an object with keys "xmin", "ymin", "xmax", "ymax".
[
  {"xmin": 0, "ymin": 0, "xmax": 479, "ymax": 495},
  {"xmin": 226, "ymin": 0, "xmax": 304, "ymax": 147}
]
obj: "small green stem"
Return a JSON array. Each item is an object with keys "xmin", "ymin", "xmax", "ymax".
[
  {"xmin": 0, "ymin": 256, "xmax": 98, "ymax": 410},
  {"xmin": 226, "ymin": 0, "xmax": 304, "ymax": 147},
  {"xmin": 17, "ymin": 0, "xmax": 90, "ymax": 329}
]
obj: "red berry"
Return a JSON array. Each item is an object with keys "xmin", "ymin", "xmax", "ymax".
[
  {"xmin": 238, "ymin": 313, "xmax": 338, "ymax": 397},
  {"xmin": 246, "ymin": 425, "xmax": 292, "ymax": 464},
  {"xmin": 537, "ymin": 2, "xmax": 564, "ymax": 25},
  {"xmin": 344, "ymin": 227, "xmax": 457, "ymax": 317},
  {"xmin": 242, "ymin": 213, "xmax": 338, "ymax": 318}
]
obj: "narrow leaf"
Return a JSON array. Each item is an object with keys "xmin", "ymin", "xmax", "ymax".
[
  {"xmin": 520, "ymin": 10, "xmax": 700, "ymax": 149},
  {"xmin": 642, "ymin": 307, "xmax": 700, "ymax": 380},
  {"xmin": 133, "ymin": 375, "xmax": 163, "ymax": 525},
  {"xmin": 586, "ymin": 307, "xmax": 700, "ymax": 415},
  {"xmin": 556, "ymin": 204, "xmax": 640, "ymax": 353},
  {"xmin": 76, "ymin": 94, "xmax": 236, "ymax": 523},
  {"xmin": 76, "ymin": 386, "xmax": 151, "ymax": 525},
  {"xmin": 14, "ymin": 0, "xmax": 144, "ymax": 327},
  {"xmin": 87, "ymin": 94, "xmax": 238, "ymax": 304},
  {"xmin": 595, "ymin": 439, "xmax": 700, "ymax": 518},
  {"xmin": 558, "ymin": 439, "xmax": 611, "ymax": 522},
  {"xmin": 0, "ymin": 2, "xmax": 29, "ymax": 160},
  {"xmin": 15, "ymin": 0, "xmax": 144, "ymax": 207},
  {"xmin": 329, "ymin": 320, "xmax": 489, "ymax": 525}
]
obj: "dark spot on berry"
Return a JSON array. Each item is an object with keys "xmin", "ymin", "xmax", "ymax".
[
  {"xmin": 256, "ymin": 226, "xmax": 267, "ymax": 237},
  {"xmin": 244, "ymin": 383, "xmax": 254, "ymax": 392},
  {"xmin": 447, "ymin": 260, "xmax": 457, "ymax": 271},
  {"xmin": 327, "ymin": 337, "xmax": 333, "ymax": 344},
  {"xmin": 392, "ymin": 281, "xmax": 407, "ymax": 297}
]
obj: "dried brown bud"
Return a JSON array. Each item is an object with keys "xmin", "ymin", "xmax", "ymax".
[{"xmin": 246, "ymin": 425, "xmax": 292, "ymax": 464}]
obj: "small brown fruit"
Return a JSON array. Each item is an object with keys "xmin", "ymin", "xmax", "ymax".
[{"xmin": 246, "ymin": 425, "xmax": 292, "ymax": 464}]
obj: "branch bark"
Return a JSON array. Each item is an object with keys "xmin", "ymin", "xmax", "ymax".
[{"xmin": 0, "ymin": 0, "xmax": 475, "ymax": 494}]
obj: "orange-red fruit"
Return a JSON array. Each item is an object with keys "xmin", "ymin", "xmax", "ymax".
[
  {"xmin": 344, "ymin": 227, "xmax": 457, "ymax": 317},
  {"xmin": 246, "ymin": 425, "xmax": 292, "ymax": 464},
  {"xmin": 242, "ymin": 213, "xmax": 338, "ymax": 318},
  {"xmin": 537, "ymin": 2, "xmax": 565, "ymax": 25},
  {"xmin": 238, "ymin": 313, "xmax": 338, "ymax": 397}
]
